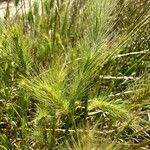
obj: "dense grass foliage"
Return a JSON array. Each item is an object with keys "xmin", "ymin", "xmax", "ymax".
[{"xmin": 0, "ymin": 0, "xmax": 150, "ymax": 149}]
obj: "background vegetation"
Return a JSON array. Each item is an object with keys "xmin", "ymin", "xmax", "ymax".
[{"xmin": 0, "ymin": 0, "xmax": 149, "ymax": 149}]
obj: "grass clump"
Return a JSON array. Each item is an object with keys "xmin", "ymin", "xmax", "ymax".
[{"xmin": 0, "ymin": 0, "xmax": 149, "ymax": 149}]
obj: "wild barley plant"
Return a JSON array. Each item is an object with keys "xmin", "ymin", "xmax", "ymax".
[{"xmin": 0, "ymin": 0, "xmax": 149, "ymax": 149}]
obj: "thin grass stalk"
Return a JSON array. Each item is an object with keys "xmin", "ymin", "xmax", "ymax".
[
  {"xmin": 83, "ymin": 98, "xmax": 88, "ymax": 130},
  {"xmin": 41, "ymin": 0, "xmax": 44, "ymax": 16},
  {"xmin": 99, "ymin": 75, "xmax": 139, "ymax": 80},
  {"xmin": 23, "ymin": 0, "xmax": 27, "ymax": 17},
  {"xmin": 113, "ymin": 49, "xmax": 149, "ymax": 58},
  {"xmin": 64, "ymin": 111, "xmax": 78, "ymax": 139},
  {"xmin": 20, "ymin": 0, "xmax": 25, "ymax": 23},
  {"xmin": 45, "ymin": 128, "xmax": 115, "ymax": 136},
  {"xmin": 5, "ymin": 0, "xmax": 10, "ymax": 19},
  {"xmin": 52, "ymin": 4, "xmax": 57, "ymax": 48},
  {"xmin": 50, "ymin": 110, "xmax": 57, "ymax": 149}
]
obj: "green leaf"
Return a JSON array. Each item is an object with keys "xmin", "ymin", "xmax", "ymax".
[{"xmin": 0, "ymin": 134, "xmax": 12, "ymax": 150}]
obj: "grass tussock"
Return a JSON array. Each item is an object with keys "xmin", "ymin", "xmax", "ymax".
[{"xmin": 0, "ymin": 0, "xmax": 150, "ymax": 149}]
